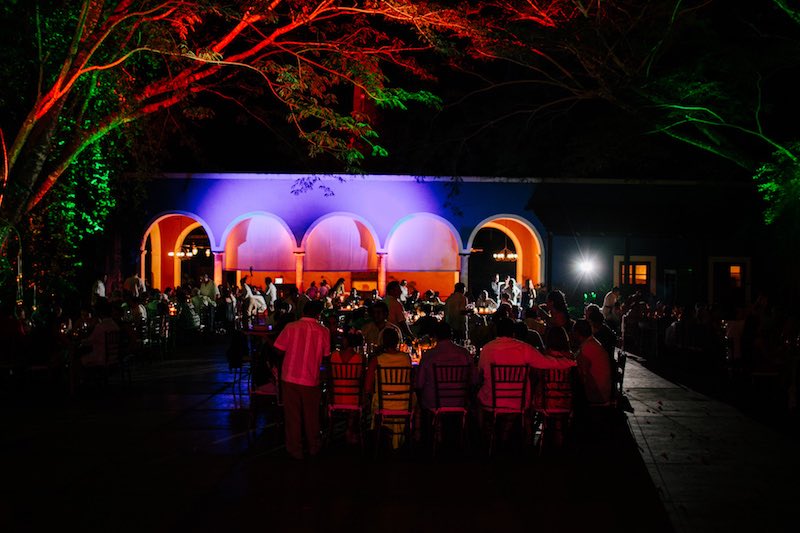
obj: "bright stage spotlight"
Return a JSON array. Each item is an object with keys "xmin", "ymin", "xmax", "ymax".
[{"xmin": 576, "ymin": 258, "xmax": 596, "ymax": 276}]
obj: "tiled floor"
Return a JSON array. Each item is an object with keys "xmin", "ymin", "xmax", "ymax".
[
  {"xmin": 624, "ymin": 358, "xmax": 800, "ymax": 533},
  {"xmin": 2, "ymin": 342, "xmax": 674, "ymax": 532}
]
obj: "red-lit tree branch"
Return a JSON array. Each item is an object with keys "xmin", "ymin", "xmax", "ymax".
[{"xmin": 2, "ymin": 0, "xmax": 505, "ymax": 233}]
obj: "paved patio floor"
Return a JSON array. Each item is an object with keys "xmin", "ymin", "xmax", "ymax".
[{"xmin": 5, "ymin": 339, "xmax": 792, "ymax": 532}]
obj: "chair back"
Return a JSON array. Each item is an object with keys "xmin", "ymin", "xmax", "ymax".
[
  {"xmin": 376, "ymin": 365, "xmax": 413, "ymax": 413},
  {"xmin": 201, "ymin": 305, "xmax": 215, "ymax": 333},
  {"xmin": 615, "ymin": 351, "xmax": 627, "ymax": 395},
  {"xmin": 105, "ymin": 330, "xmax": 120, "ymax": 366},
  {"xmin": 329, "ymin": 362, "xmax": 364, "ymax": 406},
  {"xmin": 432, "ymin": 364, "xmax": 471, "ymax": 409},
  {"xmin": 534, "ymin": 367, "xmax": 574, "ymax": 413},
  {"xmin": 490, "ymin": 364, "xmax": 529, "ymax": 412}
]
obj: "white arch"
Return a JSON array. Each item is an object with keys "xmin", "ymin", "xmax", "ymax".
[
  {"xmin": 219, "ymin": 211, "xmax": 298, "ymax": 251},
  {"xmin": 141, "ymin": 211, "xmax": 217, "ymax": 251},
  {"xmin": 300, "ymin": 211, "xmax": 381, "ymax": 251},
  {"xmin": 385, "ymin": 212, "xmax": 465, "ymax": 252}
]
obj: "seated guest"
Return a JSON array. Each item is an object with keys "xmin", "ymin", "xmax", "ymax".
[
  {"xmin": 475, "ymin": 290, "xmax": 498, "ymax": 311},
  {"xmin": 361, "ymin": 301, "xmax": 402, "ymax": 349},
  {"xmin": 79, "ymin": 300, "xmax": 120, "ymax": 367},
  {"xmin": 177, "ymin": 291, "xmax": 201, "ymax": 331},
  {"xmin": 305, "ymin": 281, "xmax": 319, "ymax": 300},
  {"xmin": 411, "ymin": 304, "xmax": 439, "ymax": 339},
  {"xmin": 477, "ymin": 318, "xmax": 575, "ymax": 411},
  {"xmin": 364, "ymin": 328, "xmax": 413, "ymax": 449},
  {"xmin": 130, "ymin": 295, "xmax": 148, "ymax": 324},
  {"xmin": 347, "ymin": 306, "xmax": 370, "ymax": 331},
  {"xmin": 544, "ymin": 326, "xmax": 573, "ymax": 360},
  {"xmin": 586, "ymin": 304, "xmax": 618, "ymax": 370},
  {"xmin": 523, "ymin": 307, "xmax": 546, "ymax": 337},
  {"xmin": 331, "ymin": 332, "xmax": 364, "ymax": 366},
  {"xmin": 539, "ymin": 289, "xmax": 572, "ymax": 333},
  {"xmin": 405, "ymin": 288, "xmax": 420, "ymax": 311},
  {"xmin": 415, "ymin": 321, "xmax": 473, "ymax": 411},
  {"xmin": 513, "ymin": 320, "xmax": 544, "ymax": 351},
  {"xmin": 422, "ymin": 289, "xmax": 443, "ymax": 306},
  {"xmin": 330, "ymin": 331, "xmax": 365, "ymax": 444},
  {"xmin": 318, "ymin": 279, "xmax": 330, "ymax": 299},
  {"xmin": 367, "ymin": 288, "xmax": 381, "ymax": 303},
  {"xmin": 191, "ymin": 287, "xmax": 211, "ymax": 313},
  {"xmin": 573, "ymin": 319, "xmax": 613, "ymax": 407},
  {"xmin": 199, "ymin": 274, "xmax": 219, "ymax": 304},
  {"xmin": 347, "ymin": 287, "xmax": 360, "ymax": 306}
]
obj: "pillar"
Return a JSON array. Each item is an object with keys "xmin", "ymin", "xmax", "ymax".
[
  {"xmin": 546, "ymin": 231, "xmax": 553, "ymax": 290},
  {"xmin": 377, "ymin": 252, "xmax": 387, "ymax": 295},
  {"xmin": 214, "ymin": 252, "xmax": 224, "ymax": 287},
  {"xmin": 294, "ymin": 251, "xmax": 305, "ymax": 291},
  {"xmin": 139, "ymin": 249, "xmax": 147, "ymax": 285},
  {"xmin": 459, "ymin": 252, "xmax": 470, "ymax": 287}
]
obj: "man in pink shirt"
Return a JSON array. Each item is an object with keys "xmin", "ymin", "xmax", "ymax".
[
  {"xmin": 478, "ymin": 318, "xmax": 575, "ymax": 410},
  {"xmin": 274, "ymin": 300, "xmax": 330, "ymax": 459}
]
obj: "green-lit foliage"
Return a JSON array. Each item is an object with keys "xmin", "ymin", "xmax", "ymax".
[
  {"xmin": 754, "ymin": 142, "xmax": 800, "ymax": 226},
  {"xmin": 27, "ymin": 135, "xmax": 121, "ymax": 292}
]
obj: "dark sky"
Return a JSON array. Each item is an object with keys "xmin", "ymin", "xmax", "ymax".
[{"xmin": 148, "ymin": 1, "xmax": 796, "ymax": 185}]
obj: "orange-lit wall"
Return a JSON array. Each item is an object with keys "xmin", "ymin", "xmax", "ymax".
[
  {"xmin": 149, "ymin": 215, "xmax": 198, "ymax": 290},
  {"xmin": 387, "ymin": 271, "xmax": 459, "ymax": 300},
  {"xmin": 490, "ymin": 219, "xmax": 542, "ymax": 284}
]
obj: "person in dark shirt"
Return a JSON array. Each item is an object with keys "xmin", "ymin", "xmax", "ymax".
[{"xmin": 586, "ymin": 304, "xmax": 618, "ymax": 370}]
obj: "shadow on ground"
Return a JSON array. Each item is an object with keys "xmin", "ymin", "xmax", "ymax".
[{"xmin": 1, "ymin": 341, "xmax": 671, "ymax": 533}]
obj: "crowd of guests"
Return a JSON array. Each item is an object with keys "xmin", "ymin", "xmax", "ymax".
[
  {"xmin": 6, "ymin": 267, "xmax": 795, "ymax": 450},
  {"xmin": 246, "ymin": 278, "xmax": 622, "ymax": 459},
  {"xmin": 611, "ymin": 287, "xmax": 800, "ymax": 399}
]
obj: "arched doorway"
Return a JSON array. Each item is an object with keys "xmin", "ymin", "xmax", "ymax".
[
  {"xmin": 142, "ymin": 213, "xmax": 214, "ymax": 290},
  {"xmin": 176, "ymin": 226, "xmax": 213, "ymax": 286},
  {"xmin": 222, "ymin": 213, "xmax": 296, "ymax": 290},
  {"xmin": 467, "ymin": 215, "xmax": 543, "ymax": 300},
  {"xmin": 468, "ymin": 227, "xmax": 518, "ymax": 299},
  {"xmin": 386, "ymin": 213, "xmax": 462, "ymax": 298},
  {"xmin": 302, "ymin": 214, "xmax": 379, "ymax": 294}
]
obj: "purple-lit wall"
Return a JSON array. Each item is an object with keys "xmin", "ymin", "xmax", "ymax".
[{"xmin": 142, "ymin": 174, "xmax": 546, "ymax": 294}]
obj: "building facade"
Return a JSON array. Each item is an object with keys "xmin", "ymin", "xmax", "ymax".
[{"xmin": 142, "ymin": 173, "xmax": 756, "ymax": 308}]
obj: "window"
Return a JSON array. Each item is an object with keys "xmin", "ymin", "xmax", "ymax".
[
  {"xmin": 620, "ymin": 262, "xmax": 650, "ymax": 287},
  {"xmin": 729, "ymin": 265, "xmax": 742, "ymax": 288}
]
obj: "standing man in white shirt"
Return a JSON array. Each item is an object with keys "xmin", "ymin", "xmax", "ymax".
[
  {"xmin": 490, "ymin": 273, "xmax": 503, "ymax": 303},
  {"xmin": 264, "ymin": 277, "xmax": 278, "ymax": 312},
  {"xmin": 91, "ymin": 273, "xmax": 107, "ymax": 307},
  {"xmin": 602, "ymin": 287, "xmax": 621, "ymax": 319},
  {"xmin": 399, "ymin": 279, "xmax": 409, "ymax": 305}
]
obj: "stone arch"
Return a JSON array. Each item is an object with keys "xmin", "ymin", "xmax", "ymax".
[
  {"xmin": 141, "ymin": 212, "xmax": 214, "ymax": 290},
  {"xmin": 221, "ymin": 212, "xmax": 296, "ymax": 286},
  {"xmin": 466, "ymin": 214, "xmax": 544, "ymax": 287},
  {"xmin": 384, "ymin": 213, "xmax": 463, "ymax": 298},
  {"xmin": 301, "ymin": 213, "xmax": 380, "ymax": 293}
]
